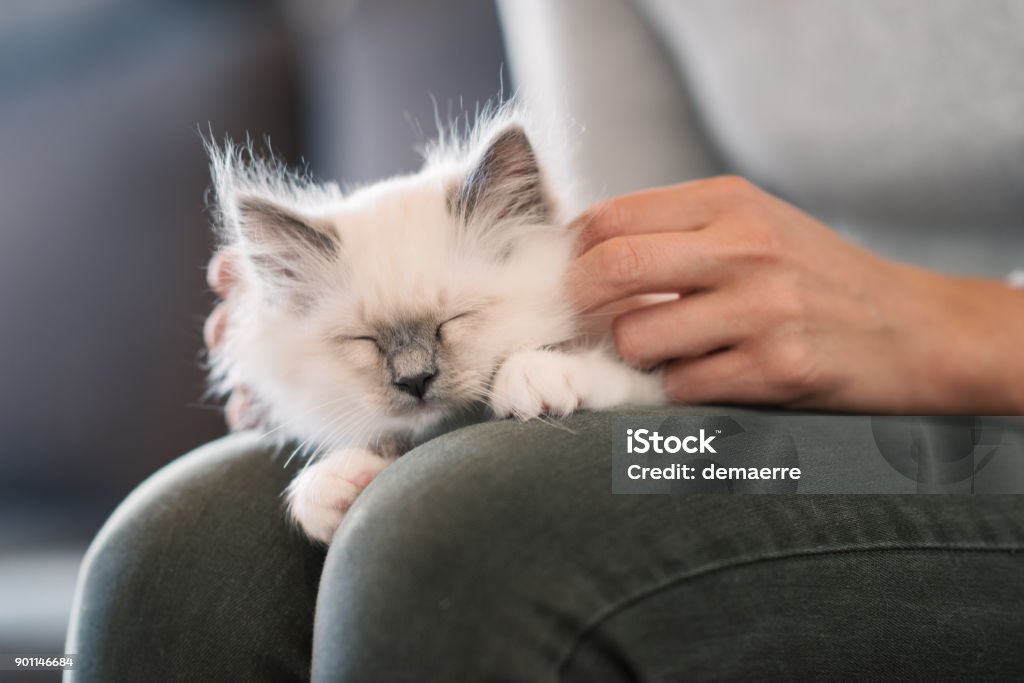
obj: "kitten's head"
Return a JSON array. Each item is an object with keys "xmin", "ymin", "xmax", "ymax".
[{"xmin": 208, "ymin": 116, "xmax": 576, "ymax": 447}]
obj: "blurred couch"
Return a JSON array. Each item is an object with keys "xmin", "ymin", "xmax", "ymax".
[{"xmin": 0, "ymin": 0, "xmax": 505, "ymax": 667}]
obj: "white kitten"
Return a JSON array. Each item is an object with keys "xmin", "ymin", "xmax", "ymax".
[{"xmin": 207, "ymin": 110, "xmax": 665, "ymax": 544}]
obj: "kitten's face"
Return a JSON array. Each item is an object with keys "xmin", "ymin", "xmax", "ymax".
[{"xmin": 213, "ymin": 124, "xmax": 576, "ymax": 445}]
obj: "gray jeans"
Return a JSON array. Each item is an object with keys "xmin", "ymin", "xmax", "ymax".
[{"xmin": 66, "ymin": 408, "xmax": 1024, "ymax": 681}]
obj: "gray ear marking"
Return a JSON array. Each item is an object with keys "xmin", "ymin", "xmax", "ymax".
[
  {"xmin": 450, "ymin": 125, "xmax": 551, "ymax": 225},
  {"xmin": 236, "ymin": 197, "xmax": 338, "ymax": 259},
  {"xmin": 234, "ymin": 196, "xmax": 339, "ymax": 285}
]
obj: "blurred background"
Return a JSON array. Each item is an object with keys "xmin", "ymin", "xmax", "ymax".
[{"xmin": 0, "ymin": 0, "xmax": 506, "ymax": 670}]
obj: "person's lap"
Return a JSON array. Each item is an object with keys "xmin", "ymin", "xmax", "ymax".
[
  {"xmin": 67, "ymin": 408, "xmax": 1024, "ymax": 682},
  {"xmin": 66, "ymin": 433, "xmax": 323, "ymax": 682}
]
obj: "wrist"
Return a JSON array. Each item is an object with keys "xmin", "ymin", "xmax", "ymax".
[{"xmin": 915, "ymin": 268, "xmax": 1024, "ymax": 414}]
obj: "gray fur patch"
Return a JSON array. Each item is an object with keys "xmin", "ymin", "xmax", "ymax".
[
  {"xmin": 377, "ymin": 319, "xmax": 439, "ymax": 383},
  {"xmin": 372, "ymin": 433, "xmax": 414, "ymax": 458},
  {"xmin": 237, "ymin": 197, "xmax": 338, "ymax": 259}
]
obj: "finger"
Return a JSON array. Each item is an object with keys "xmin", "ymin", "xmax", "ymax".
[
  {"xmin": 613, "ymin": 291, "xmax": 751, "ymax": 368},
  {"xmin": 225, "ymin": 387, "xmax": 265, "ymax": 431},
  {"xmin": 571, "ymin": 176, "xmax": 754, "ymax": 253},
  {"xmin": 203, "ymin": 302, "xmax": 230, "ymax": 351},
  {"xmin": 662, "ymin": 350, "xmax": 768, "ymax": 405},
  {"xmin": 569, "ymin": 232, "xmax": 722, "ymax": 312},
  {"xmin": 225, "ymin": 390, "xmax": 249, "ymax": 431},
  {"xmin": 207, "ymin": 249, "xmax": 241, "ymax": 298}
]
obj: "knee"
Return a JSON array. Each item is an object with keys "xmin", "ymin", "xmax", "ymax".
[
  {"xmin": 312, "ymin": 419, "xmax": 607, "ymax": 680},
  {"xmin": 67, "ymin": 434, "xmax": 307, "ymax": 676},
  {"xmin": 77, "ymin": 433, "xmax": 291, "ymax": 575},
  {"xmin": 332, "ymin": 418, "xmax": 590, "ymax": 573}
]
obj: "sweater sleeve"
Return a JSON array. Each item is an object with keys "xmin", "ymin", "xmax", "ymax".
[{"xmin": 495, "ymin": 0, "xmax": 721, "ymax": 214}]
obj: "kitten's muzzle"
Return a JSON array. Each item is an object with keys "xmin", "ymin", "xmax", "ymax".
[
  {"xmin": 393, "ymin": 372, "xmax": 435, "ymax": 400},
  {"xmin": 381, "ymin": 320, "xmax": 439, "ymax": 400}
]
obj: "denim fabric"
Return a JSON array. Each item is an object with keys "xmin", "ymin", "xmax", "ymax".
[
  {"xmin": 67, "ymin": 409, "xmax": 1024, "ymax": 682},
  {"xmin": 65, "ymin": 433, "xmax": 323, "ymax": 682}
]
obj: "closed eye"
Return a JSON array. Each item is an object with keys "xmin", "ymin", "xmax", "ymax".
[
  {"xmin": 334, "ymin": 334, "xmax": 380, "ymax": 349},
  {"xmin": 436, "ymin": 312, "xmax": 474, "ymax": 339}
]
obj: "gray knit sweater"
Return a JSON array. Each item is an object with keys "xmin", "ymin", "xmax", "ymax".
[{"xmin": 498, "ymin": 0, "xmax": 1023, "ymax": 278}]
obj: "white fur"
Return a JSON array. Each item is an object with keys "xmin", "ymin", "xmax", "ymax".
[
  {"xmin": 207, "ymin": 108, "xmax": 666, "ymax": 544},
  {"xmin": 286, "ymin": 447, "xmax": 391, "ymax": 544}
]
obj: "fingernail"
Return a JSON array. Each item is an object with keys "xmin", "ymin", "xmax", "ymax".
[
  {"xmin": 226, "ymin": 390, "xmax": 263, "ymax": 431},
  {"xmin": 204, "ymin": 303, "xmax": 229, "ymax": 350},
  {"xmin": 207, "ymin": 250, "xmax": 239, "ymax": 296}
]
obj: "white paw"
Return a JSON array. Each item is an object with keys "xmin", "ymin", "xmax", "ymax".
[
  {"xmin": 286, "ymin": 448, "xmax": 391, "ymax": 544},
  {"xmin": 491, "ymin": 350, "xmax": 589, "ymax": 420}
]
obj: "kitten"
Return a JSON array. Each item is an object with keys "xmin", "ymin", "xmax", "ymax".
[{"xmin": 207, "ymin": 111, "xmax": 665, "ymax": 543}]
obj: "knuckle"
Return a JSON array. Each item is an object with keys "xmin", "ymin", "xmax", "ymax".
[
  {"xmin": 600, "ymin": 236, "xmax": 647, "ymax": 290},
  {"xmin": 712, "ymin": 174, "xmax": 757, "ymax": 199},
  {"xmin": 726, "ymin": 215, "xmax": 785, "ymax": 266},
  {"xmin": 582, "ymin": 200, "xmax": 626, "ymax": 245},
  {"xmin": 612, "ymin": 316, "xmax": 643, "ymax": 364},
  {"xmin": 764, "ymin": 340, "xmax": 819, "ymax": 397}
]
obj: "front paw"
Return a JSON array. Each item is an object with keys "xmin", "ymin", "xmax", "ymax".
[
  {"xmin": 286, "ymin": 448, "xmax": 391, "ymax": 544},
  {"xmin": 490, "ymin": 349, "xmax": 588, "ymax": 420}
]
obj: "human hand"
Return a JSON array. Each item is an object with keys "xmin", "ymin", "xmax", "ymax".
[
  {"xmin": 204, "ymin": 250, "xmax": 267, "ymax": 430},
  {"xmin": 569, "ymin": 176, "xmax": 1024, "ymax": 413}
]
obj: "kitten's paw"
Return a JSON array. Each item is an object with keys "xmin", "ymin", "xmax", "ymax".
[
  {"xmin": 491, "ymin": 349, "xmax": 588, "ymax": 420},
  {"xmin": 286, "ymin": 448, "xmax": 391, "ymax": 544}
]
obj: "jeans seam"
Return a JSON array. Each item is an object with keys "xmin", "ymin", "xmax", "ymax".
[{"xmin": 553, "ymin": 542, "xmax": 1024, "ymax": 679}]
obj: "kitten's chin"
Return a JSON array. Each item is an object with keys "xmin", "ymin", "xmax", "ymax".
[{"xmin": 393, "ymin": 400, "xmax": 449, "ymax": 427}]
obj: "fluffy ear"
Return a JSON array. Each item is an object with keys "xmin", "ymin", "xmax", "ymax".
[
  {"xmin": 233, "ymin": 196, "xmax": 339, "ymax": 284},
  {"xmin": 450, "ymin": 124, "xmax": 552, "ymax": 226}
]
